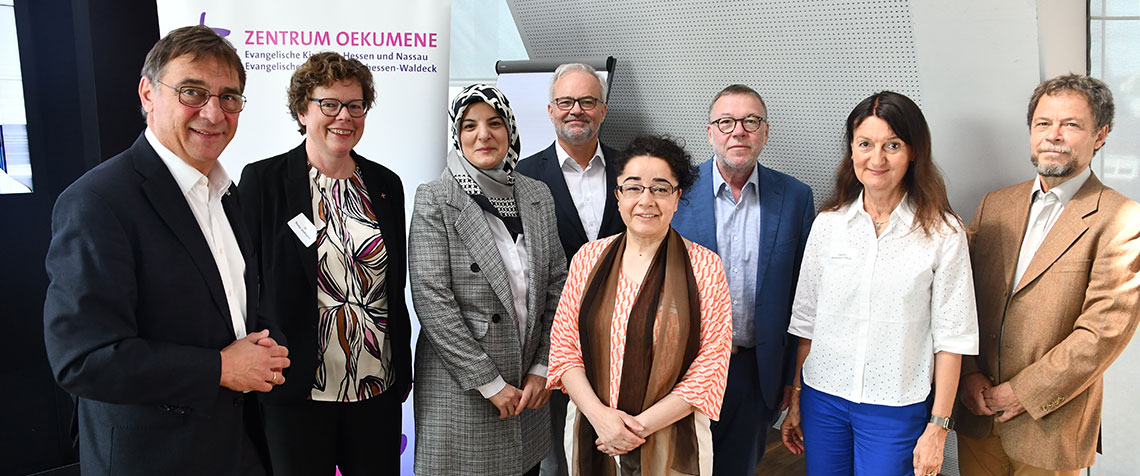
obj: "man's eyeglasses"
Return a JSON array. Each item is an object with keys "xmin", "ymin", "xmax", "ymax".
[
  {"xmin": 155, "ymin": 79, "xmax": 246, "ymax": 113},
  {"xmin": 710, "ymin": 115, "xmax": 766, "ymax": 134},
  {"xmin": 616, "ymin": 182, "xmax": 677, "ymax": 198},
  {"xmin": 310, "ymin": 98, "xmax": 368, "ymax": 118},
  {"xmin": 552, "ymin": 96, "xmax": 602, "ymax": 111}
]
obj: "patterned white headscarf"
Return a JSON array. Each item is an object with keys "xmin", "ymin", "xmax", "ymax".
[{"xmin": 447, "ymin": 84, "xmax": 523, "ymax": 229}]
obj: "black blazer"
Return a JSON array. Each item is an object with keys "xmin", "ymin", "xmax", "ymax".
[
  {"xmin": 238, "ymin": 141, "xmax": 412, "ymax": 403},
  {"xmin": 516, "ymin": 141, "xmax": 625, "ymax": 262},
  {"xmin": 43, "ymin": 134, "xmax": 267, "ymax": 475}
]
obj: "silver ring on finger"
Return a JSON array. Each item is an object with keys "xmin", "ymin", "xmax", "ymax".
[{"xmin": 271, "ymin": 371, "xmax": 278, "ymax": 384}]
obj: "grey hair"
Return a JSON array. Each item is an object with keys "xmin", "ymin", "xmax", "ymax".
[
  {"xmin": 709, "ymin": 84, "xmax": 768, "ymax": 118},
  {"xmin": 1027, "ymin": 74, "xmax": 1114, "ymax": 135},
  {"xmin": 548, "ymin": 63, "xmax": 607, "ymax": 101}
]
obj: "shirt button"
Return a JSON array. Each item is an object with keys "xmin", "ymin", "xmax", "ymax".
[
  {"xmin": 733, "ymin": 236, "xmax": 739, "ymax": 241},
  {"xmin": 733, "ymin": 267, "xmax": 739, "ymax": 273},
  {"xmin": 732, "ymin": 299, "xmax": 738, "ymax": 305}
]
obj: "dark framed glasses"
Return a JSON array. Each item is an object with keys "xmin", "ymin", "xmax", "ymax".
[
  {"xmin": 310, "ymin": 98, "xmax": 368, "ymax": 118},
  {"xmin": 552, "ymin": 96, "xmax": 602, "ymax": 111},
  {"xmin": 710, "ymin": 115, "xmax": 766, "ymax": 133}
]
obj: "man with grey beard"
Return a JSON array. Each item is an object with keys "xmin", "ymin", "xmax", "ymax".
[
  {"xmin": 516, "ymin": 63, "xmax": 625, "ymax": 476},
  {"xmin": 953, "ymin": 74, "xmax": 1140, "ymax": 475}
]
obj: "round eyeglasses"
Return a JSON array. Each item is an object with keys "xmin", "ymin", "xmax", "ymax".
[
  {"xmin": 155, "ymin": 79, "xmax": 246, "ymax": 113},
  {"xmin": 709, "ymin": 115, "xmax": 766, "ymax": 134},
  {"xmin": 310, "ymin": 98, "xmax": 368, "ymax": 118},
  {"xmin": 552, "ymin": 96, "xmax": 602, "ymax": 111},
  {"xmin": 616, "ymin": 182, "xmax": 677, "ymax": 198}
]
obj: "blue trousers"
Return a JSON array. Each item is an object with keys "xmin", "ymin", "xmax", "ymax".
[{"xmin": 800, "ymin": 383, "xmax": 931, "ymax": 476}]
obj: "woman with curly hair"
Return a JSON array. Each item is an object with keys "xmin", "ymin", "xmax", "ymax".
[{"xmin": 239, "ymin": 51, "xmax": 411, "ymax": 475}]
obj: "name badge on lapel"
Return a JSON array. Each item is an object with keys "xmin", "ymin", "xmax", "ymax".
[{"xmin": 287, "ymin": 213, "xmax": 317, "ymax": 247}]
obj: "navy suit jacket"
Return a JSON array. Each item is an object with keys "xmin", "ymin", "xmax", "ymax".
[
  {"xmin": 237, "ymin": 141, "xmax": 412, "ymax": 403},
  {"xmin": 672, "ymin": 158, "xmax": 815, "ymax": 409},
  {"xmin": 43, "ymin": 134, "xmax": 268, "ymax": 475},
  {"xmin": 516, "ymin": 141, "xmax": 625, "ymax": 263}
]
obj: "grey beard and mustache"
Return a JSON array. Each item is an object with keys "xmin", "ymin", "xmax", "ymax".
[
  {"xmin": 1031, "ymin": 145, "xmax": 1077, "ymax": 177},
  {"xmin": 554, "ymin": 113, "xmax": 597, "ymax": 145}
]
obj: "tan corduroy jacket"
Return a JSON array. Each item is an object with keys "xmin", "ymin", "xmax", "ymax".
[{"xmin": 954, "ymin": 173, "xmax": 1140, "ymax": 470}]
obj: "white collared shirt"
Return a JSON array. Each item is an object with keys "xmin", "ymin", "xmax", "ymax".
[
  {"xmin": 788, "ymin": 193, "xmax": 978, "ymax": 406},
  {"xmin": 556, "ymin": 141, "xmax": 607, "ymax": 241},
  {"xmin": 1012, "ymin": 167, "xmax": 1092, "ymax": 289},
  {"xmin": 145, "ymin": 128, "xmax": 248, "ymax": 339},
  {"xmin": 475, "ymin": 211, "xmax": 547, "ymax": 398}
]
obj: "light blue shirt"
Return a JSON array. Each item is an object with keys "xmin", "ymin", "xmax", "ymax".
[{"xmin": 711, "ymin": 159, "xmax": 762, "ymax": 347}]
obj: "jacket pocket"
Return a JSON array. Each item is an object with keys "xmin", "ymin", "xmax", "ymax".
[{"xmin": 462, "ymin": 312, "xmax": 491, "ymax": 340}]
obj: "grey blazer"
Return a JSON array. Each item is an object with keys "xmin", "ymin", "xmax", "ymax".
[{"xmin": 409, "ymin": 170, "xmax": 567, "ymax": 475}]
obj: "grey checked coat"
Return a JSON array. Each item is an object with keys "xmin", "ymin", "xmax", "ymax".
[{"xmin": 410, "ymin": 170, "xmax": 567, "ymax": 475}]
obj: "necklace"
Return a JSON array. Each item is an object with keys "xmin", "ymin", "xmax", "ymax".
[{"xmin": 874, "ymin": 218, "xmax": 889, "ymax": 231}]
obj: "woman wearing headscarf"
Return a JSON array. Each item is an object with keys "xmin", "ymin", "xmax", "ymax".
[{"xmin": 409, "ymin": 84, "xmax": 568, "ymax": 476}]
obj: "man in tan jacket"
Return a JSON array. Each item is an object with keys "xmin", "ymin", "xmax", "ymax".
[{"xmin": 955, "ymin": 74, "xmax": 1140, "ymax": 475}]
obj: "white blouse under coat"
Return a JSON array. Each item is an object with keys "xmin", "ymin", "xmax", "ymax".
[
  {"xmin": 787, "ymin": 193, "xmax": 979, "ymax": 406},
  {"xmin": 474, "ymin": 210, "xmax": 547, "ymax": 399}
]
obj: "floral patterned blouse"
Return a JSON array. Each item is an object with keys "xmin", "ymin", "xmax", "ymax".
[{"xmin": 309, "ymin": 166, "xmax": 392, "ymax": 402}]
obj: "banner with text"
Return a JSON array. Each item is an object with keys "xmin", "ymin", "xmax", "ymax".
[{"xmin": 157, "ymin": 1, "xmax": 451, "ymax": 473}]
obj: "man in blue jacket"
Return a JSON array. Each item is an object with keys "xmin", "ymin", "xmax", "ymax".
[{"xmin": 673, "ymin": 84, "xmax": 815, "ymax": 475}]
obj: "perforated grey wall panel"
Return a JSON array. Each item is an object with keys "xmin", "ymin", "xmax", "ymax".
[
  {"xmin": 507, "ymin": 0, "xmax": 923, "ymax": 210},
  {"xmin": 506, "ymin": 2, "xmax": 968, "ymax": 474}
]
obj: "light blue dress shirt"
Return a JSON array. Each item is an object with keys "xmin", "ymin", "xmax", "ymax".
[{"xmin": 711, "ymin": 160, "xmax": 762, "ymax": 347}]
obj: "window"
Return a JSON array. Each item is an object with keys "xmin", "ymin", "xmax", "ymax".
[
  {"xmin": 1089, "ymin": 0, "xmax": 1139, "ymax": 201},
  {"xmin": 1089, "ymin": 3, "xmax": 1140, "ymax": 475},
  {"xmin": 0, "ymin": 0, "xmax": 31, "ymax": 194}
]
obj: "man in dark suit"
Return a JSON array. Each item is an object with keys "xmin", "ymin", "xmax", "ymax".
[
  {"xmin": 43, "ymin": 25, "xmax": 289, "ymax": 475},
  {"xmin": 515, "ymin": 63, "xmax": 624, "ymax": 476},
  {"xmin": 673, "ymin": 85, "xmax": 815, "ymax": 475}
]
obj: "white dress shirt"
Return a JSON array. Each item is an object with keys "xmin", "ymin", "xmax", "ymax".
[
  {"xmin": 145, "ymin": 128, "xmax": 247, "ymax": 339},
  {"xmin": 1012, "ymin": 167, "xmax": 1092, "ymax": 289},
  {"xmin": 788, "ymin": 194, "xmax": 979, "ymax": 406},
  {"xmin": 475, "ymin": 210, "xmax": 547, "ymax": 398},
  {"xmin": 556, "ymin": 141, "xmax": 607, "ymax": 241}
]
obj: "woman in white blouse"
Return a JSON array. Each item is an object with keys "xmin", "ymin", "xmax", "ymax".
[{"xmin": 780, "ymin": 91, "xmax": 979, "ymax": 476}]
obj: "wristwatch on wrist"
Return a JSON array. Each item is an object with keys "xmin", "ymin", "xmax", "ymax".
[{"xmin": 929, "ymin": 414, "xmax": 954, "ymax": 431}]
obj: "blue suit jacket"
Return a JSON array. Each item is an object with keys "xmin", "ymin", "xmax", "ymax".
[{"xmin": 672, "ymin": 158, "xmax": 815, "ymax": 409}]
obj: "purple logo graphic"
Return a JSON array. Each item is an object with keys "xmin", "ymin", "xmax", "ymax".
[{"xmin": 198, "ymin": 12, "xmax": 230, "ymax": 37}]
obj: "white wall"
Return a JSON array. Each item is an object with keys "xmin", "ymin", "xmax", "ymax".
[
  {"xmin": 911, "ymin": 0, "xmax": 1042, "ymax": 219},
  {"xmin": 1037, "ymin": 0, "xmax": 1088, "ymax": 79}
]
